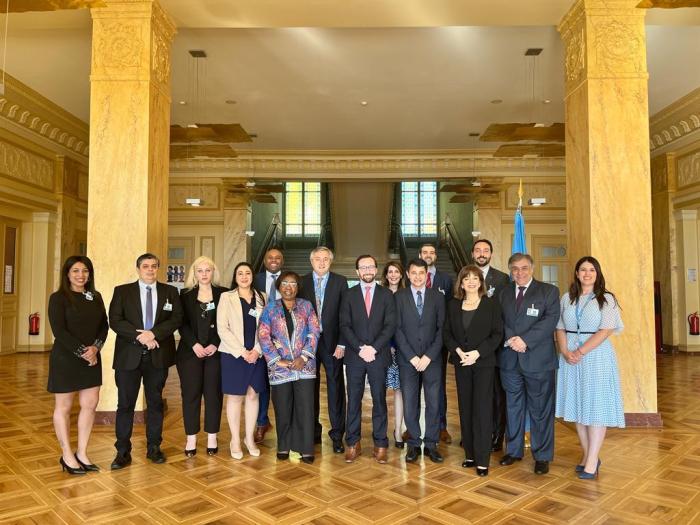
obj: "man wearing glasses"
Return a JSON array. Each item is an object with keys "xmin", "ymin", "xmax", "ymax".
[{"xmin": 340, "ymin": 255, "xmax": 396, "ymax": 464}]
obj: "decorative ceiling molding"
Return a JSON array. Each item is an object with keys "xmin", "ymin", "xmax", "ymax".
[
  {"xmin": 650, "ymin": 87, "xmax": 700, "ymax": 152},
  {"xmin": 0, "ymin": 71, "xmax": 89, "ymax": 158}
]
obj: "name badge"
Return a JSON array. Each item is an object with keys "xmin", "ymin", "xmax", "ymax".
[
  {"xmin": 487, "ymin": 285, "xmax": 495, "ymax": 298},
  {"xmin": 205, "ymin": 302, "xmax": 216, "ymax": 311},
  {"xmin": 248, "ymin": 308, "xmax": 259, "ymax": 318},
  {"xmin": 526, "ymin": 304, "xmax": 539, "ymax": 317},
  {"xmin": 163, "ymin": 300, "xmax": 173, "ymax": 312},
  {"xmin": 83, "ymin": 291, "xmax": 94, "ymax": 301}
]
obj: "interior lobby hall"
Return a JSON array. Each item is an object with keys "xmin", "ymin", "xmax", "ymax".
[{"xmin": 1, "ymin": 0, "xmax": 700, "ymax": 523}]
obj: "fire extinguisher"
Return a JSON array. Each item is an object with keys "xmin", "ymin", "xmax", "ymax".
[
  {"xmin": 29, "ymin": 312, "xmax": 40, "ymax": 336},
  {"xmin": 689, "ymin": 312, "xmax": 700, "ymax": 336}
]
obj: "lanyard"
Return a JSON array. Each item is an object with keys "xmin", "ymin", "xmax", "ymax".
[{"xmin": 575, "ymin": 294, "xmax": 594, "ymax": 342}]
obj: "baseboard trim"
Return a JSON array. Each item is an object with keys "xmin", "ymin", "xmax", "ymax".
[{"xmin": 624, "ymin": 412, "xmax": 663, "ymax": 428}]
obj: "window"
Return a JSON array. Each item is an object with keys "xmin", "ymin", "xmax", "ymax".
[
  {"xmin": 285, "ymin": 182, "xmax": 321, "ymax": 237},
  {"xmin": 401, "ymin": 181, "xmax": 437, "ymax": 237}
]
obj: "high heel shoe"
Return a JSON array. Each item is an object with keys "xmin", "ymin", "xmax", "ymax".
[
  {"xmin": 244, "ymin": 439, "xmax": 261, "ymax": 457},
  {"xmin": 578, "ymin": 459, "xmax": 601, "ymax": 480},
  {"xmin": 184, "ymin": 449, "xmax": 197, "ymax": 458},
  {"xmin": 576, "ymin": 458, "xmax": 601, "ymax": 473},
  {"xmin": 230, "ymin": 441, "xmax": 243, "ymax": 460},
  {"xmin": 60, "ymin": 457, "xmax": 86, "ymax": 475},
  {"xmin": 393, "ymin": 429, "xmax": 405, "ymax": 449},
  {"xmin": 207, "ymin": 447, "xmax": 218, "ymax": 456},
  {"xmin": 75, "ymin": 456, "xmax": 100, "ymax": 472}
]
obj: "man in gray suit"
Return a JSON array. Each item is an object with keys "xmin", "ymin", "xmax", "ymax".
[
  {"xmin": 394, "ymin": 258, "xmax": 446, "ymax": 463},
  {"xmin": 498, "ymin": 253, "xmax": 560, "ymax": 475}
]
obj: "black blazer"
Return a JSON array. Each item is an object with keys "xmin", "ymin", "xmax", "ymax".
[
  {"xmin": 177, "ymin": 285, "xmax": 228, "ymax": 361},
  {"xmin": 340, "ymin": 284, "xmax": 396, "ymax": 368},
  {"xmin": 298, "ymin": 271, "xmax": 348, "ymax": 354},
  {"xmin": 443, "ymin": 296, "xmax": 503, "ymax": 368},
  {"xmin": 394, "ymin": 287, "xmax": 445, "ymax": 364},
  {"xmin": 484, "ymin": 266, "xmax": 510, "ymax": 301},
  {"xmin": 429, "ymin": 269, "xmax": 453, "ymax": 302},
  {"xmin": 109, "ymin": 281, "xmax": 183, "ymax": 370},
  {"xmin": 498, "ymin": 279, "xmax": 560, "ymax": 372}
]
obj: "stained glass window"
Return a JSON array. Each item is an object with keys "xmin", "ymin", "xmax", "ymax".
[
  {"xmin": 285, "ymin": 182, "xmax": 321, "ymax": 237},
  {"xmin": 401, "ymin": 181, "xmax": 437, "ymax": 237}
]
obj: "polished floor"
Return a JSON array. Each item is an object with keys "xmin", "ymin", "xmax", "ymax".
[{"xmin": 1, "ymin": 352, "xmax": 700, "ymax": 524}]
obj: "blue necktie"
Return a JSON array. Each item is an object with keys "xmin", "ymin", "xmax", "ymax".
[
  {"xmin": 145, "ymin": 286, "xmax": 153, "ymax": 330},
  {"xmin": 268, "ymin": 274, "xmax": 278, "ymax": 302},
  {"xmin": 416, "ymin": 290, "xmax": 423, "ymax": 317}
]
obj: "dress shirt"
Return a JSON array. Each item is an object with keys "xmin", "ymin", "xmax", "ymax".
[
  {"xmin": 480, "ymin": 265, "xmax": 491, "ymax": 278},
  {"xmin": 138, "ymin": 280, "xmax": 158, "ymax": 329},
  {"xmin": 360, "ymin": 281, "xmax": 377, "ymax": 305},
  {"xmin": 514, "ymin": 278, "xmax": 534, "ymax": 298},
  {"xmin": 427, "ymin": 267, "xmax": 436, "ymax": 286}
]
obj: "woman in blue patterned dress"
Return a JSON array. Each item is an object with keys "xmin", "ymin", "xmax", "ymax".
[
  {"xmin": 555, "ymin": 256, "xmax": 624, "ymax": 480},
  {"xmin": 381, "ymin": 261, "xmax": 406, "ymax": 448}
]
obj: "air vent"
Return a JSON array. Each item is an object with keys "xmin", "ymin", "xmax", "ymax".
[
  {"xmin": 189, "ymin": 50, "xmax": 207, "ymax": 58},
  {"xmin": 525, "ymin": 48, "xmax": 543, "ymax": 56}
]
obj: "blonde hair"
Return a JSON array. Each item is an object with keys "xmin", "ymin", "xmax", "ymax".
[{"xmin": 184, "ymin": 256, "xmax": 221, "ymax": 289}]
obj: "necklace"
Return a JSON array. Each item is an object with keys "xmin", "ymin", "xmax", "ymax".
[{"xmin": 463, "ymin": 297, "xmax": 480, "ymax": 306}]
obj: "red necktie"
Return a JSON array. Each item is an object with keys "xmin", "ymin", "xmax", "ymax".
[
  {"xmin": 516, "ymin": 286, "xmax": 526, "ymax": 310},
  {"xmin": 364, "ymin": 286, "xmax": 372, "ymax": 317},
  {"xmin": 426, "ymin": 272, "xmax": 432, "ymax": 289}
]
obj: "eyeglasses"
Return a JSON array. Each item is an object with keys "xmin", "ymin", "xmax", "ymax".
[
  {"xmin": 358, "ymin": 265, "xmax": 376, "ymax": 271},
  {"xmin": 280, "ymin": 281, "xmax": 298, "ymax": 287}
]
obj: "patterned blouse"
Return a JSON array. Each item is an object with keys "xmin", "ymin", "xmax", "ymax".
[{"xmin": 257, "ymin": 298, "xmax": 320, "ymax": 385}]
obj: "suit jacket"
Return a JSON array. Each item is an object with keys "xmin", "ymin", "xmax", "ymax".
[
  {"xmin": 498, "ymin": 279, "xmax": 560, "ymax": 372},
  {"xmin": 394, "ymin": 287, "xmax": 445, "ymax": 364},
  {"xmin": 177, "ymin": 285, "xmax": 228, "ymax": 360},
  {"xmin": 429, "ymin": 269, "xmax": 453, "ymax": 302},
  {"xmin": 340, "ymin": 283, "xmax": 396, "ymax": 368},
  {"xmin": 443, "ymin": 296, "xmax": 503, "ymax": 368},
  {"xmin": 298, "ymin": 271, "xmax": 348, "ymax": 354},
  {"xmin": 217, "ymin": 288, "xmax": 267, "ymax": 358},
  {"xmin": 251, "ymin": 270, "xmax": 284, "ymax": 296},
  {"xmin": 484, "ymin": 266, "xmax": 510, "ymax": 301},
  {"xmin": 109, "ymin": 281, "xmax": 183, "ymax": 370}
]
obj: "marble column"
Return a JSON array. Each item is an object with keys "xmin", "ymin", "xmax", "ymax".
[
  {"xmin": 675, "ymin": 210, "xmax": 700, "ymax": 352},
  {"xmin": 223, "ymin": 192, "xmax": 251, "ymax": 283},
  {"xmin": 54, "ymin": 156, "xmax": 81, "ymax": 268},
  {"xmin": 473, "ymin": 194, "xmax": 505, "ymax": 271},
  {"xmin": 559, "ymin": 0, "xmax": 658, "ymax": 421},
  {"xmin": 88, "ymin": 0, "xmax": 176, "ymax": 416}
]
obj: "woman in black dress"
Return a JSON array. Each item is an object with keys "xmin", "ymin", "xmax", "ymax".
[
  {"xmin": 48, "ymin": 255, "xmax": 108, "ymax": 474},
  {"xmin": 177, "ymin": 256, "xmax": 227, "ymax": 457},
  {"xmin": 217, "ymin": 262, "xmax": 267, "ymax": 459},
  {"xmin": 443, "ymin": 265, "xmax": 503, "ymax": 476}
]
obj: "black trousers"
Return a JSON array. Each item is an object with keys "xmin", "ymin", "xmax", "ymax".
[
  {"xmin": 500, "ymin": 368, "xmax": 555, "ymax": 461},
  {"xmin": 438, "ymin": 349, "xmax": 448, "ymax": 429},
  {"xmin": 492, "ymin": 366, "xmax": 507, "ymax": 447},
  {"xmin": 115, "ymin": 353, "xmax": 168, "ymax": 454},
  {"xmin": 271, "ymin": 379, "xmax": 315, "ymax": 455},
  {"xmin": 176, "ymin": 353, "xmax": 223, "ymax": 435},
  {"xmin": 455, "ymin": 365, "xmax": 494, "ymax": 467},
  {"xmin": 313, "ymin": 337, "xmax": 346, "ymax": 442},
  {"xmin": 345, "ymin": 362, "xmax": 388, "ymax": 448},
  {"xmin": 400, "ymin": 358, "xmax": 441, "ymax": 448}
]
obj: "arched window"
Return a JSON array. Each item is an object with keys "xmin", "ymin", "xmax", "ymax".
[
  {"xmin": 284, "ymin": 182, "xmax": 321, "ymax": 237},
  {"xmin": 401, "ymin": 181, "xmax": 437, "ymax": 237}
]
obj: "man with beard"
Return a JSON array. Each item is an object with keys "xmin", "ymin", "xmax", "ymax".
[
  {"xmin": 340, "ymin": 255, "xmax": 396, "ymax": 464},
  {"xmin": 471, "ymin": 239, "xmax": 509, "ymax": 452}
]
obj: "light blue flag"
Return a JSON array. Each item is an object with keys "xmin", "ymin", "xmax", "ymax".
[{"xmin": 512, "ymin": 179, "xmax": 526, "ymax": 254}]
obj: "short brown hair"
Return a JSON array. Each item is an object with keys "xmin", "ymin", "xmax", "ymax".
[{"xmin": 454, "ymin": 264, "xmax": 487, "ymax": 300}]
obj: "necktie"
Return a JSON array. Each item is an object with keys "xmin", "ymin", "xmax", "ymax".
[
  {"xmin": 315, "ymin": 276, "xmax": 323, "ymax": 331},
  {"xmin": 364, "ymin": 286, "xmax": 372, "ymax": 317},
  {"xmin": 426, "ymin": 272, "xmax": 432, "ymax": 289},
  {"xmin": 268, "ymin": 274, "xmax": 278, "ymax": 302},
  {"xmin": 416, "ymin": 290, "xmax": 423, "ymax": 317},
  {"xmin": 515, "ymin": 286, "xmax": 526, "ymax": 311},
  {"xmin": 145, "ymin": 286, "xmax": 153, "ymax": 330}
]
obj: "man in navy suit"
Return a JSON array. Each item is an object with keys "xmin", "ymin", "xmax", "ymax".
[
  {"xmin": 340, "ymin": 254, "xmax": 396, "ymax": 464},
  {"xmin": 249, "ymin": 247, "xmax": 284, "ymax": 443},
  {"xmin": 498, "ymin": 252, "xmax": 560, "ymax": 475},
  {"xmin": 299, "ymin": 246, "xmax": 348, "ymax": 453},
  {"xmin": 394, "ymin": 259, "xmax": 445, "ymax": 463},
  {"xmin": 419, "ymin": 243, "xmax": 453, "ymax": 444}
]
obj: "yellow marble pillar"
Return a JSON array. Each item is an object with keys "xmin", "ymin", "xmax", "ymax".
[
  {"xmin": 88, "ymin": 0, "xmax": 176, "ymax": 415},
  {"xmin": 559, "ymin": 0, "xmax": 658, "ymax": 420},
  {"xmin": 473, "ymin": 194, "xmax": 505, "ymax": 271},
  {"xmin": 675, "ymin": 210, "xmax": 700, "ymax": 352},
  {"xmin": 54, "ymin": 156, "xmax": 81, "ymax": 268},
  {"xmin": 223, "ymin": 192, "xmax": 251, "ymax": 284}
]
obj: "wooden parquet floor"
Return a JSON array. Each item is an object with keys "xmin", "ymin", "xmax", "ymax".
[{"xmin": 1, "ymin": 353, "xmax": 700, "ymax": 524}]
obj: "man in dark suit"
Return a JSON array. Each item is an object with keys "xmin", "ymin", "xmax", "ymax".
[
  {"xmin": 471, "ymin": 239, "xmax": 510, "ymax": 452},
  {"xmin": 249, "ymin": 247, "xmax": 284, "ymax": 443},
  {"xmin": 419, "ymin": 242, "xmax": 453, "ymax": 444},
  {"xmin": 108, "ymin": 253, "xmax": 183, "ymax": 469},
  {"xmin": 340, "ymin": 254, "xmax": 396, "ymax": 464},
  {"xmin": 299, "ymin": 246, "xmax": 348, "ymax": 453},
  {"xmin": 498, "ymin": 252, "xmax": 560, "ymax": 475},
  {"xmin": 394, "ymin": 258, "xmax": 445, "ymax": 463}
]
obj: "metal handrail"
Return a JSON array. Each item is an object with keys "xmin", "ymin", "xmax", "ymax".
[
  {"xmin": 389, "ymin": 221, "xmax": 409, "ymax": 267},
  {"xmin": 252, "ymin": 213, "xmax": 282, "ymax": 274},
  {"xmin": 440, "ymin": 214, "xmax": 469, "ymax": 273},
  {"xmin": 318, "ymin": 184, "xmax": 334, "ymax": 249}
]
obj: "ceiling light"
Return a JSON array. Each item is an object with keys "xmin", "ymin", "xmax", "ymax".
[
  {"xmin": 529, "ymin": 197, "xmax": 546, "ymax": 206},
  {"xmin": 525, "ymin": 48, "xmax": 543, "ymax": 56},
  {"xmin": 542, "ymin": 99, "xmax": 551, "ymax": 104},
  {"xmin": 178, "ymin": 100, "xmax": 187, "ymax": 105},
  {"xmin": 360, "ymin": 101, "xmax": 368, "ymax": 106},
  {"xmin": 490, "ymin": 99, "xmax": 503, "ymax": 104},
  {"xmin": 186, "ymin": 124, "xmax": 198, "ymax": 128},
  {"xmin": 185, "ymin": 198, "xmax": 202, "ymax": 207}
]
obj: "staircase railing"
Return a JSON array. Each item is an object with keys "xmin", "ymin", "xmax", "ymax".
[
  {"xmin": 388, "ymin": 183, "xmax": 409, "ymax": 266},
  {"xmin": 440, "ymin": 214, "xmax": 469, "ymax": 273},
  {"xmin": 252, "ymin": 213, "xmax": 282, "ymax": 274},
  {"xmin": 318, "ymin": 184, "xmax": 334, "ymax": 249}
]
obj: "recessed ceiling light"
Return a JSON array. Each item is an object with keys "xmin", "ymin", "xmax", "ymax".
[
  {"xmin": 491, "ymin": 99, "xmax": 503, "ymax": 104},
  {"xmin": 225, "ymin": 99, "xmax": 237, "ymax": 105},
  {"xmin": 178, "ymin": 100, "xmax": 187, "ymax": 105},
  {"xmin": 542, "ymin": 99, "xmax": 551, "ymax": 104},
  {"xmin": 360, "ymin": 101, "xmax": 368, "ymax": 106}
]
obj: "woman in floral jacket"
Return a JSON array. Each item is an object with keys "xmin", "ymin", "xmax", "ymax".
[{"xmin": 258, "ymin": 270, "xmax": 320, "ymax": 463}]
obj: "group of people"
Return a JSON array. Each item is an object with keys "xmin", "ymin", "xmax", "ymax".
[{"xmin": 47, "ymin": 239, "xmax": 624, "ymax": 480}]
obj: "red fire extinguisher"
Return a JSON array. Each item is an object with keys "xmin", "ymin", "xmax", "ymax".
[
  {"xmin": 689, "ymin": 312, "xmax": 700, "ymax": 336},
  {"xmin": 29, "ymin": 312, "xmax": 40, "ymax": 336}
]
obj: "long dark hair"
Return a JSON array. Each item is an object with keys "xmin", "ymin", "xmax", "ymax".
[
  {"xmin": 59, "ymin": 255, "xmax": 97, "ymax": 303},
  {"xmin": 231, "ymin": 262, "xmax": 265, "ymax": 308},
  {"xmin": 568, "ymin": 256, "xmax": 619, "ymax": 309},
  {"xmin": 381, "ymin": 260, "xmax": 406, "ymax": 289}
]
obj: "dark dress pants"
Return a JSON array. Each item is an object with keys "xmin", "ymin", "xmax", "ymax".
[
  {"xmin": 438, "ymin": 349, "xmax": 449, "ymax": 429},
  {"xmin": 271, "ymin": 379, "xmax": 315, "ymax": 455},
  {"xmin": 345, "ymin": 361, "xmax": 389, "ymax": 448},
  {"xmin": 400, "ymin": 358, "xmax": 441, "ymax": 448},
  {"xmin": 313, "ymin": 336, "xmax": 346, "ymax": 442},
  {"xmin": 500, "ymin": 367, "xmax": 555, "ymax": 461},
  {"xmin": 455, "ymin": 365, "xmax": 494, "ymax": 466},
  {"xmin": 115, "ymin": 353, "xmax": 168, "ymax": 454},
  {"xmin": 176, "ymin": 353, "xmax": 223, "ymax": 435},
  {"xmin": 257, "ymin": 373, "xmax": 271, "ymax": 427},
  {"xmin": 492, "ymin": 367, "xmax": 507, "ymax": 447}
]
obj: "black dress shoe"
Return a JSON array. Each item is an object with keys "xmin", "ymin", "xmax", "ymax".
[
  {"xmin": 276, "ymin": 451, "xmax": 290, "ymax": 460},
  {"xmin": 425, "ymin": 448, "xmax": 444, "ymax": 463},
  {"xmin": 534, "ymin": 460, "xmax": 549, "ymax": 475},
  {"xmin": 184, "ymin": 449, "xmax": 196, "ymax": 458},
  {"xmin": 462, "ymin": 459, "xmax": 476, "ymax": 468},
  {"xmin": 476, "ymin": 467, "xmax": 489, "ymax": 477},
  {"xmin": 394, "ymin": 440, "xmax": 405, "ymax": 449},
  {"xmin": 110, "ymin": 452, "xmax": 132, "ymax": 470},
  {"xmin": 207, "ymin": 447, "xmax": 218, "ymax": 456},
  {"xmin": 146, "ymin": 447, "xmax": 166, "ymax": 464},
  {"xmin": 75, "ymin": 457, "xmax": 100, "ymax": 472},
  {"xmin": 332, "ymin": 439, "xmax": 345, "ymax": 454},
  {"xmin": 499, "ymin": 454, "xmax": 522, "ymax": 466},
  {"xmin": 301, "ymin": 455, "xmax": 315, "ymax": 464},
  {"xmin": 405, "ymin": 445, "xmax": 421, "ymax": 463}
]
